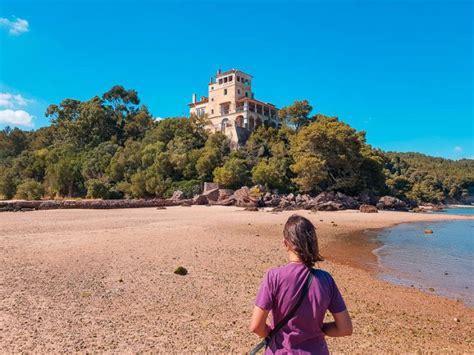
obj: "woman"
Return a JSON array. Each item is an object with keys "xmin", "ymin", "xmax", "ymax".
[{"xmin": 250, "ymin": 214, "xmax": 352, "ymax": 354}]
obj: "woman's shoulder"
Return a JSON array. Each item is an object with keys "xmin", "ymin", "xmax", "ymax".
[{"xmin": 311, "ymin": 268, "xmax": 338, "ymax": 288}]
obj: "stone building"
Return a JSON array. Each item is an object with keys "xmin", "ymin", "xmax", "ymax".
[{"xmin": 188, "ymin": 69, "xmax": 279, "ymax": 146}]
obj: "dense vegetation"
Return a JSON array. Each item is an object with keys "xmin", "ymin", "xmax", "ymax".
[{"xmin": 0, "ymin": 87, "xmax": 472, "ymax": 204}]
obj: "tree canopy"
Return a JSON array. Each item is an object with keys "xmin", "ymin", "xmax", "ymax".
[{"xmin": 0, "ymin": 89, "xmax": 472, "ymax": 205}]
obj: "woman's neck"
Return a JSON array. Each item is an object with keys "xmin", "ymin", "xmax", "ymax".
[{"xmin": 287, "ymin": 250, "xmax": 302, "ymax": 263}]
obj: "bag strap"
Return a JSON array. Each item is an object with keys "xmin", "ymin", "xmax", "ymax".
[{"xmin": 265, "ymin": 268, "xmax": 314, "ymax": 344}]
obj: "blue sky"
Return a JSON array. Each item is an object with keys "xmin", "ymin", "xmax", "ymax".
[{"xmin": 0, "ymin": 0, "xmax": 472, "ymax": 159}]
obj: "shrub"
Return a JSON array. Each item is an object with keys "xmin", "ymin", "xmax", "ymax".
[
  {"xmin": 14, "ymin": 179, "xmax": 44, "ymax": 200},
  {"xmin": 166, "ymin": 179, "xmax": 202, "ymax": 198},
  {"xmin": 86, "ymin": 179, "xmax": 111, "ymax": 199}
]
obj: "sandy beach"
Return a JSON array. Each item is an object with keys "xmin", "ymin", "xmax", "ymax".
[{"xmin": 1, "ymin": 206, "xmax": 473, "ymax": 353}]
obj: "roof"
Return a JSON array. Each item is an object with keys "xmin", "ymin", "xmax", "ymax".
[
  {"xmin": 188, "ymin": 97, "xmax": 208, "ymax": 107},
  {"xmin": 237, "ymin": 97, "xmax": 277, "ymax": 108},
  {"xmin": 216, "ymin": 69, "xmax": 253, "ymax": 79}
]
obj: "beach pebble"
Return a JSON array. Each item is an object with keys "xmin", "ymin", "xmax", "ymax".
[
  {"xmin": 453, "ymin": 317, "xmax": 460, "ymax": 322},
  {"xmin": 174, "ymin": 266, "xmax": 188, "ymax": 276}
]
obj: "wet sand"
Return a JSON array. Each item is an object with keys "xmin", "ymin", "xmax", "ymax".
[{"xmin": 1, "ymin": 206, "xmax": 473, "ymax": 353}]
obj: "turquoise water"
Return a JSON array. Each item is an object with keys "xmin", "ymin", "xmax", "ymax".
[{"xmin": 374, "ymin": 208, "xmax": 474, "ymax": 306}]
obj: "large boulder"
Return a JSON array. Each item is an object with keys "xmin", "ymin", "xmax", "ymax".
[
  {"xmin": 306, "ymin": 191, "xmax": 359, "ymax": 210},
  {"xmin": 314, "ymin": 201, "xmax": 344, "ymax": 211},
  {"xmin": 170, "ymin": 190, "xmax": 185, "ymax": 201},
  {"xmin": 359, "ymin": 204, "xmax": 378, "ymax": 213},
  {"xmin": 376, "ymin": 196, "xmax": 408, "ymax": 211},
  {"xmin": 233, "ymin": 186, "xmax": 258, "ymax": 207},
  {"xmin": 192, "ymin": 194, "xmax": 209, "ymax": 205},
  {"xmin": 203, "ymin": 188, "xmax": 220, "ymax": 202},
  {"xmin": 218, "ymin": 189, "xmax": 234, "ymax": 201},
  {"xmin": 357, "ymin": 190, "xmax": 378, "ymax": 205}
]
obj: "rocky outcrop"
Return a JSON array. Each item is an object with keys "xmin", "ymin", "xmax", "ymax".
[
  {"xmin": 305, "ymin": 192, "xmax": 359, "ymax": 210},
  {"xmin": 376, "ymin": 196, "xmax": 408, "ymax": 211},
  {"xmin": 203, "ymin": 188, "xmax": 220, "ymax": 202},
  {"xmin": 0, "ymin": 199, "xmax": 173, "ymax": 212},
  {"xmin": 170, "ymin": 190, "xmax": 185, "ymax": 201},
  {"xmin": 233, "ymin": 187, "xmax": 258, "ymax": 207},
  {"xmin": 314, "ymin": 201, "xmax": 344, "ymax": 211},
  {"xmin": 359, "ymin": 204, "xmax": 378, "ymax": 213},
  {"xmin": 192, "ymin": 194, "xmax": 209, "ymax": 205}
]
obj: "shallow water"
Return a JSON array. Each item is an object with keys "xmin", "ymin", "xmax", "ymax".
[{"xmin": 375, "ymin": 208, "xmax": 474, "ymax": 306}]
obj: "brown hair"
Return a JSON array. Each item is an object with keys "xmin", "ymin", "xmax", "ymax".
[{"xmin": 283, "ymin": 214, "xmax": 323, "ymax": 268}]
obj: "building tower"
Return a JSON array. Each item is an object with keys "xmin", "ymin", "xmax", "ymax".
[{"xmin": 188, "ymin": 69, "xmax": 279, "ymax": 146}]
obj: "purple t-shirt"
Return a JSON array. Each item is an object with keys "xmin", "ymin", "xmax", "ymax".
[{"xmin": 255, "ymin": 263, "xmax": 346, "ymax": 355}]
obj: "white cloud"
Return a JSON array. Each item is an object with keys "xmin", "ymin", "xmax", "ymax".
[
  {"xmin": 154, "ymin": 116, "xmax": 164, "ymax": 121},
  {"xmin": 0, "ymin": 109, "xmax": 34, "ymax": 127},
  {"xmin": 0, "ymin": 92, "xmax": 33, "ymax": 108},
  {"xmin": 454, "ymin": 146, "xmax": 463, "ymax": 153},
  {"xmin": 0, "ymin": 17, "xmax": 29, "ymax": 35}
]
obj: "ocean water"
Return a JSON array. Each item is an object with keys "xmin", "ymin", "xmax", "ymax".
[{"xmin": 374, "ymin": 208, "xmax": 474, "ymax": 306}]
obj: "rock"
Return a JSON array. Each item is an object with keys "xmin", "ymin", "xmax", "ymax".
[
  {"xmin": 431, "ymin": 205, "xmax": 445, "ymax": 212},
  {"xmin": 410, "ymin": 207, "xmax": 425, "ymax": 213},
  {"xmin": 286, "ymin": 193, "xmax": 296, "ymax": 202},
  {"xmin": 359, "ymin": 204, "xmax": 378, "ymax": 213},
  {"xmin": 424, "ymin": 229, "xmax": 433, "ymax": 234},
  {"xmin": 376, "ymin": 196, "xmax": 408, "ymax": 211},
  {"xmin": 174, "ymin": 266, "xmax": 188, "ymax": 276},
  {"xmin": 315, "ymin": 201, "xmax": 344, "ymax": 211},
  {"xmin": 233, "ymin": 187, "xmax": 258, "ymax": 207},
  {"xmin": 454, "ymin": 317, "xmax": 460, "ymax": 322},
  {"xmin": 218, "ymin": 189, "xmax": 234, "ymax": 201},
  {"xmin": 170, "ymin": 190, "xmax": 185, "ymax": 201},
  {"xmin": 218, "ymin": 196, "xmax": 236, "ymax": 206},
  {"xmin": 203, "ymin": 188, "xmax": 220, "ymax": 202},
  {"xmin": 180, "ymin": 199, "xmax": 193, "ymax": 206},
  {"xmin": 243, "ymin": 206, "xmax": 259, "ymax": 212},
  {"xmin": 357, "ymin": 190, "xmax": 379, "ymax": 205},
  {"xmin": 192, "ymin": 194, "xmax": 209, "ymax": 205},
  {"xmin": 306, "ymin": 191, "xmax": 359, "ymax": 210},
  {"xmin": 267, "ymin": 194, "xmax": 281, "ymax": 207}
]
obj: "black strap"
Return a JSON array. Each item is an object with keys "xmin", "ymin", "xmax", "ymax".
[{"xmin": 265, "ymin": 268, "xmax": 314, "ymax": 344}]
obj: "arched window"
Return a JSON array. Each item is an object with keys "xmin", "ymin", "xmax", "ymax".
[
  {"xmin": 221, "ymin": 118, "xmax": 229, "ymax": 133},
  {"xmin": 235, "ymin": 115, "xmax": 244, "ymax": 128}
]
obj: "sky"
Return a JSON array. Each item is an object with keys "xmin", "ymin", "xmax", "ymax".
[{"xmin": 0, "ymin": 0, "xmax": 472, "ymax": 159}]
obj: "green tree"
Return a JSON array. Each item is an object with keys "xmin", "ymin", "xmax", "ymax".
[
  {"xmin": 213, "ymin": 156, "xmax": 249, "ymax": 189},
  {"xmin": 196, "ymin": 133, "xmax": 230, "ymax": 181},
  {"xmin": 278, "ymin": 100, "xmax": 313, "ymax": 130},
  {"xmin": 15, "ymin": 179, "xmax": 45, "ymax": 200}
]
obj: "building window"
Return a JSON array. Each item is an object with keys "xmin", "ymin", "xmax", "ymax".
[
  {"xmin": 224, "ymin": 89, "xmax": 227, "ymax": 95},
  {"xmin": 211, "ymin": 86, "xmax": 214, "ymax": 90},
  {"xmin": 245, "ymin": 92, "xmax": 248, "ymax": 97},
  {"xmin": 211, "ymin": 109, "xmax": 214, "ymax": 114},
  {"xmin": 238, "ymin": 89, "xmax": 241, "ymax": 94},
  {"xmin": 219, "ymin": 79, "xmax": 222, "ymax": 84},
  {"xmin": 237, "ymin": 76, "xmax": 240, "ymax": 82},
  {"xmin": 196, "ymin": 107, "xmax": 205, "ymax": 117},
  {"xmin": 229, "ymin": 75, "xmax": 233, "ymax": 82},
  {"xmin": 211, "ymin": 98, "xmax": 214, "ymax": 101}
]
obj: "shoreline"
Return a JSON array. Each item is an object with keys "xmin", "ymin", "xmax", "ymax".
[
  {"xmin": 1, "ymin": 206, "xmax": 473, "ymax": 352},
  {"xmin": 325, "ymin": 218, "xmax": 474, "ymax": 306}
]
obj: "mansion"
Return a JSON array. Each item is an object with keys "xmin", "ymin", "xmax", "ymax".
[{"xmin": 188, "ymin": 69, "xmax": 280, "ymax": 146}]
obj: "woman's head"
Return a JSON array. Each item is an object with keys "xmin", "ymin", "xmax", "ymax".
[{"xmin": 283, "ymin": 214, "xmax": 323, "ymax": 268}]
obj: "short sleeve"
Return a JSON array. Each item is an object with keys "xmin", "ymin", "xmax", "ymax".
[
  {"xmin": 328, "ymin": 275, "xmax": 347, "ymax": 314},
  {"xmin": 255, "ymin": 270, "xmax": 274, "ymax": 311}
]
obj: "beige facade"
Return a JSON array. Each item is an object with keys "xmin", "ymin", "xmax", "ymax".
[{"xmin": 189, "ymin": 69, "xmax": 279, "ymax": 146}]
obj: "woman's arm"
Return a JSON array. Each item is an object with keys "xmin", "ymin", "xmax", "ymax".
[
  {"xmin": 322, "ymin": 310, "xmax": 353, "ymax": 337},
  {"xmin": 249, "ymin": 306, "xmax": 271, "ymax": 338}
]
